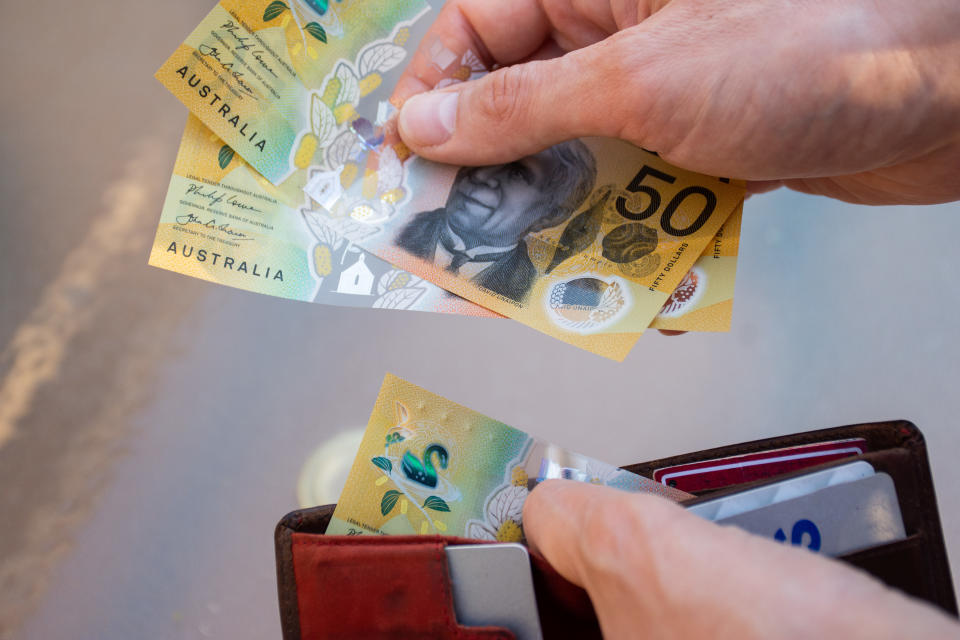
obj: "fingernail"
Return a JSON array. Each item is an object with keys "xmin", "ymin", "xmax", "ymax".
[{"xmin": 399, "ymin": 91, "xmax": 458, "ymax": 147}]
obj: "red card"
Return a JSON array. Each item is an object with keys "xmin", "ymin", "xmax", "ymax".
[{"xmin": 652, "ymin": 438, "xmax": 868, "ymax": 492}]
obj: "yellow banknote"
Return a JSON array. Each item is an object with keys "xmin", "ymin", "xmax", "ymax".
[
  {"xmin": 156, "ymin": 0, "xmax": 437, "ymax": 185},
  {"xmin": 318, "ymin": 140, "xmax": 744, "ymax": 358},
  {"xmin": 152, "ymin": 116, "xmax": 740, "ymax": 351},
  {"xmin": 150, "ymin": 114, "xmax": 497, "ymax": 316},
  {"xmin": 328, "ymin": 374, "xmax": 689, "ymax": 538},
  {"xmin": 650, "ymin": 201, "xmax": 743, "ymax": 332}
]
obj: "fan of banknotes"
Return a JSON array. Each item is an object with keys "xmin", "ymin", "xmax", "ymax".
[{"xmin": 151, "ymin": 0, "xmax": 746, "ymax": 360}]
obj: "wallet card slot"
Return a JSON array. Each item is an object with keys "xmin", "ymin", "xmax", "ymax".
[{"xmin": 624, "ymin": 420, "xmax": 923, "ymax": 481}]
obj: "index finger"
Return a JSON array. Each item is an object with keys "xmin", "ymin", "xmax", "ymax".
[{"xmin": 390, "ymin": 0, "xmax": 552, "ymax": 107}]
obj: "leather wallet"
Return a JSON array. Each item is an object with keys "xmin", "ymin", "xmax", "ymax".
[{"xmin": 275, "ymin": 420, "xmax": 957, "ymax": 639}]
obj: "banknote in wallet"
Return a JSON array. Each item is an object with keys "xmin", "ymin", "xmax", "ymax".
[{"xmin": 327, "ymin": 374, "xmax": 689, "ymax": 538}]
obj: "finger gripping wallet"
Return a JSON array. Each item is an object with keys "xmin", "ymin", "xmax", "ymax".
[{"xmin": 275, "ymin": 420, "xmax": 956, "ymax": 639}]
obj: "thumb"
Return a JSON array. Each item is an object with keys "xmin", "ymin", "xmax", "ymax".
[{"xmin": 397, "ymin": 42, "xmax": 628, "ymax": 165}]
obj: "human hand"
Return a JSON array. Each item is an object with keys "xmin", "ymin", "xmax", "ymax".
[
  {"xmin": 523, "ymin": 480, "xmax": 960, "ymax": 639},
  {"xmin": 393, "ymin": 0, "xmax": 960, "ymax": 205}
]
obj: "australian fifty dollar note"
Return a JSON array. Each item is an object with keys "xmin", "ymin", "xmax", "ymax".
[
  {"xmin": 154, "ymin": 0, "xmax": 742, "ymax": 346},
  {"xmin": 328, "ymin": 374, "xmax": 690, "ymax": 539},
  {"xmin": 152, "ymin": 118, "xmax": 742, "ymax": 349},
  {"xmin": 317, "ymin": 136, "xmax": 745, "ymax": 358}
]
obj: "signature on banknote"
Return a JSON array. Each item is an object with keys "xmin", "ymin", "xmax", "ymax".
[
  {"xmin": 175, "ymin": 212, "xmax": 253, "ymax": 241},
  {"xmin": 196, "ymin": 44, "xmax": 257, "ymax": 98}
]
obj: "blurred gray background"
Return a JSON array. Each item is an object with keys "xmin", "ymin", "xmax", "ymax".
[{"xmin": 1, "ymin": 1, "xmax": 958, "ymax": 638}]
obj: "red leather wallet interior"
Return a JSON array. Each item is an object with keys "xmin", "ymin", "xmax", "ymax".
[
  {"xmin": 278, "ymin": 514, "xmax": 603, "ymax": 639},
  {"xmin": 290, "ymin": 534, "xmax": 516, "ymax": 639},
  {"xmin": 275, "ymin": 420, "xmax": 956, "ymax": 639}
]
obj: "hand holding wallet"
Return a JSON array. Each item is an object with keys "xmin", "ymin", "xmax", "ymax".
[
  {"xmin": 276, "ymin": 420, "xmax": 956, "ymax": 639},
  {"xmin": 521, "ymin": 469, "xmax": 958, "ymax": 640}
]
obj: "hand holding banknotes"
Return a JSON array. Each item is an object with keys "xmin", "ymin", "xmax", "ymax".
[
  {"xmin": 524, "ymin": 480, "xmax": 960, "ymax": 639},
  {"xmin": 396, "ymin": 0, "xmax": 960, "ymax": 206}
]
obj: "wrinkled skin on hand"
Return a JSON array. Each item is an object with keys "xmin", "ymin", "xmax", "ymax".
[
  {"xmin": 394, "ymin": 0, "xmax": 960, "ymax": 205},
  {"xmin": 523, "ymin": 480, "xmax": 960, "ymax": 639}
]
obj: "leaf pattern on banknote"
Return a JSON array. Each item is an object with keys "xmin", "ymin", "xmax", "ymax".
[
  {"xmin": 488, "ymin": 485, "xmax": 526, "ymax": 528},
  {"xmin": 381, "ymin": 490, "xmax": 401, "ymax": 516},
  {"xmin": 371, "ymin": 456, "xmax": 393, "ymax": 474},
  {"xmin": 310, "ymin": 93, "xmax": 338, "ymax": 149},
  {"xmin": 325, "ymin": 215, "xmax": 380, "ymax": 242},
  {"xmin": 263, "ymin": 1, "xmax": 289, "ymax": 21},
  {"xmin": 377, "ymin": 269, "xmax": 412, "ymax": 295},
  {"xmin": 334, "ymin": 63, "xmax": 360, "ymax": 106},
  {"xmin": 304, "ymin": 22, "xmax": 327, "ymax": 43},
  {"xmin": 358, "ymin": 43, "xmax": 407, "ymax": 76},
  {"xmin": 302, "ymin": 209, "xmax": 341, "ymax": 245},
  {"xmin": 327, "ymin": 130, "xmax": 360, "ymax": 168},
  {"xmin": 466, "ymin": 521, "xmax": 497, "ymax": 541},
  {"xmin": 376, "ymin": 146, "xmax": 403, "ymax": 194},
  {"xmin": 372, "ymin": 286, "xmax": 426, "ymax": 310},
  {"xmin": 423, "ymin": 496, "xmax": 451, "ymax": 512},
  {"xmin": 217, "ymin": 145, "xmax": 234, "ymax": 170}
]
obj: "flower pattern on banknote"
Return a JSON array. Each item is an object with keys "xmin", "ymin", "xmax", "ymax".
[
  {"xmin": 464, "ymin": 459, "xmax": 534, "ymax": 543},
  {"xmin": 585, "ymin": 460, "xmax": 635, "ymax": 486},
  {"xmin": 465, "ymin": 483, "xmax": 528, "ymax": 543}
]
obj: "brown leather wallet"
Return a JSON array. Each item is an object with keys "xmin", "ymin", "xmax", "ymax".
[{"xmin": 275, "ymin": 420, "xmax": 957, "ymax": 639}]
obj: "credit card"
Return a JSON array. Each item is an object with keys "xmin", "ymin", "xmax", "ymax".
[
  {"xmin": 653, "ymin": 438, "xmax": 869, "ymax": 492},
  {"xmin": 446, "ymin": 544, "xmax": 543, "ymax": 640},
  {"xmin": 695, "ymin": 472, "xmax": 906, "ymax": 557},
  {"xmin": 687, "ymin": 461, "xmax": 875, "ymax": 521}
]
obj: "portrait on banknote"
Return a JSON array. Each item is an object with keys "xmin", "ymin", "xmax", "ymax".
[{"xmin": 394, "ymin": 141, "xmax": 598, "ymax": 302}]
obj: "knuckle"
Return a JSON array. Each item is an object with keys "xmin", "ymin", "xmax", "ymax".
[{"xmin": 476, "ymin": 65, "xmax": 532, "ymax": 124}]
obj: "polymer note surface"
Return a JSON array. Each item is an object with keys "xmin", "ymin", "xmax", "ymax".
[
  {"xmin": 156, "ymin": 0, "xmax": 443, "ymax": 184},
  {"xmin": 320, "ymin": 141, "xmax": 744, "ymax": 356},
  {"xmin": 328, "ymin": 374, "xmax": 689, "ymax": 539},
  {"xmin": 150, "ymin": 115, "xmax": 495, "ymax": 315}
]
